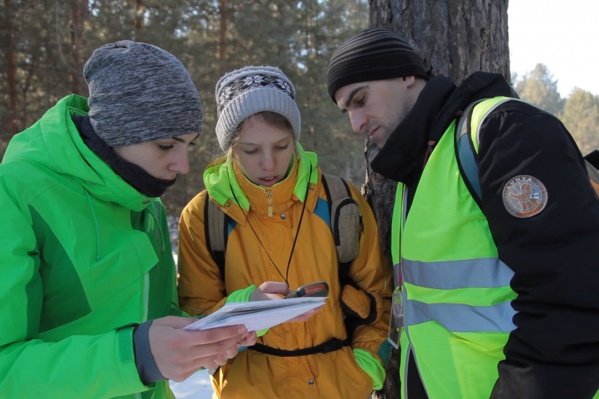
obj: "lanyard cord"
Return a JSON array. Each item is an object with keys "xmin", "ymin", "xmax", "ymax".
[
  {"xmin": 423, "ymin": 139, "xmax": 437, "ymax": 168},
  {"xmin": 227, "ymin": 165, "xmax": 312, "ymax": 286}
]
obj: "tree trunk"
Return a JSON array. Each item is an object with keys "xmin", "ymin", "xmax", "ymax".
[
  {"xmin": 218, "ymin": 0, "xmax": 228, "ymax": 75},
  {"xmin": 70, "ymin": 0, "xmax": 87, "ymax": 95},
  {"xmin": 135, "ymin": 0, "xmax": 144, "ymax": 40},
  {"xmin": 366, "ymin": 1, "xmax": 510, "ymax": 398},
  {"xmin": 3, "ymin": 0, "xmax": 18, "ymax": 136}
]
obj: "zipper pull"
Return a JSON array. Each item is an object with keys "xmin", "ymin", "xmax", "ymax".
[{"xmin": 266, "ymin": 190, "xmax": 273, "ymax": 217}]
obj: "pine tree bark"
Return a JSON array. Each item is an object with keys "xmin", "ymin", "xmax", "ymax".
[
  {"xmin": 3, "ymin": 0, "xmax": 18, "ymax": 136},
  {"xmin": 69, "ymin": 0, "xmax": 88, "ymax": 95}
]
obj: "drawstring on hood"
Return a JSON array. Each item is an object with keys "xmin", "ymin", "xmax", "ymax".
[
  {"xmin": 84, "ymin": 189, "xmax": 101, "ymax": 261},
  {"xmin": 149, "ymin": 203, "xmax": 166, "ymax": 253}
]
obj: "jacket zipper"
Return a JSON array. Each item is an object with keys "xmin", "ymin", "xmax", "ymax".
[{"xmin": 266, "ymin": 190, "xmax": 273, "ymax": 217}]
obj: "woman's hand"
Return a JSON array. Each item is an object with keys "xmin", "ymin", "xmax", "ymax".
[
  {"xmin": 249, "ymin": 281, "xmax": 322, "ymax": 322},
  {"xmin": 249, "ymin": 281, "xmax": 290, "ymax": 301},
  {"xmin": 148, "ymin": 316, "xmax": 255, "ymax": 382}
]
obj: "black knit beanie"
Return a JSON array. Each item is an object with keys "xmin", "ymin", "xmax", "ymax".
[{"xmin": 327, "ymin": 28, "xmax": 428, "ymax": 102}]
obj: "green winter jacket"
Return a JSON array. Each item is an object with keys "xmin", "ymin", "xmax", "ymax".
[{"xmin": 0, "ymin": 95, "xmax": 180, "ymax": 398}]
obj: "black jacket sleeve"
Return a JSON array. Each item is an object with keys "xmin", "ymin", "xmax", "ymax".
[{"xmin": 477, "ymin": 101, "xmax": 599, "ymax": 399}]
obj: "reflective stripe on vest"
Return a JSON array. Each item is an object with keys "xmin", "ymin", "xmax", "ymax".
[{"xmin": 403, "ymin": 258, "xmax": 516, "ymax": 333}]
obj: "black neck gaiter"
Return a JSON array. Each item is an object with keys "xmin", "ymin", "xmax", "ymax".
[{"xmin": 72, "ymin": 115, "xmax": 176, "ymax": 198}]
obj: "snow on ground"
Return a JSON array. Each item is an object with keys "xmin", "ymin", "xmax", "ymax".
[
  {"xmin": 169, "ymin": 246, "xmax": 213, "ymax": 398},
  {"xmin": 169, "ymin": 369, "xmax": 214, "ymax": 399},
  {"xmin": 168, "ymin": 223, "xmax": 214, "ymax": 398}
]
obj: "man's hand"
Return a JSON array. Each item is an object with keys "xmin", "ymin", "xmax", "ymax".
[{"xmin": 148, "ymin": 316, "xmax": 256, "ymax": 382}]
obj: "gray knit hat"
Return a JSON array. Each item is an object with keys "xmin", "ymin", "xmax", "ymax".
[
  {"xmin": 215, "ymin": 66, "xmax": 301, "ymax": 150},
  {"xmin": 327, "ymin": 28, "xmax": 429, "ymax": 102},
  {"xmin": 84, "ymin": 40, "xmax": 203, "ymax": 147}
]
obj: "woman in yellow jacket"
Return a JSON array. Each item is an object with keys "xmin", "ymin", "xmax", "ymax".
[{"xmin": 177, "ymin": 66, "xmax": 392, "ymax": 398}]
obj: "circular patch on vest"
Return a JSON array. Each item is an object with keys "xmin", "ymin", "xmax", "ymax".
[{"xmin": 502, "ymin": 175, "xmax": 548, "ymax": 218}]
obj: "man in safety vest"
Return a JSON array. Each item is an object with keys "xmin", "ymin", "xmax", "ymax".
[{"xmin": 327, "ymin": 27, "xmax": 599, "ymax": 399}]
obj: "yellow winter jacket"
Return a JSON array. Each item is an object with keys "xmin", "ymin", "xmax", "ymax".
[{"xmin": 177, "ymin": 147, "xmax": 391, "ymax": 399}]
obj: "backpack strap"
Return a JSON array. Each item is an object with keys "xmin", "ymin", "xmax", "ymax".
[
  {"xmin": 249, "ymin": 337, "xmax": 350, "ymax": 357},
  {"xmin": 456, "ymin": 99, "xmax": 599, "ymax": 205},
  {"xmin": 204, "ymin": 195, "xmax": 227, "ymax": 280},
  {"xmin": 456, "ymin": 98, "xmax": 519, "ymax": 207},
  {"xmin": 321, "ymin": 173, "xmax": 351, "ymax": 200},
  {"xmin": 455, "ymin": 100, "xmax": 485, "ymax": 206}
]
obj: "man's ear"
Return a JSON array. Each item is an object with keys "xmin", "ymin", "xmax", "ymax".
[{"xmin": 402, "ymin": 75, "xmax": 417, "ymax": 86}]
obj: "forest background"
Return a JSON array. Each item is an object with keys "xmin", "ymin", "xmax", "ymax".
[
  {"xmin": 2, "ymin": 0, "xmax": 599, "ymax": 231},
  {"xmin": 4, "ymin": 2, "xmax": 598, "ymax": 398}
]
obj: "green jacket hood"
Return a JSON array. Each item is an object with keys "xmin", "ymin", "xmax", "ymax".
[{"xmin": 3, "ymin": 95, "xmax": 150, "ymax": 211}]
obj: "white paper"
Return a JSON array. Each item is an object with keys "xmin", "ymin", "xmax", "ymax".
[{"xmin": 184, "ymin": 297, "xmax": 326, "ymax": 332}]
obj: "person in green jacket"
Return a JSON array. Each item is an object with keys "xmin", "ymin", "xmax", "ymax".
[{"xmin": 0, "ymin": 40, "xmax": 256, "ymax": 399}]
